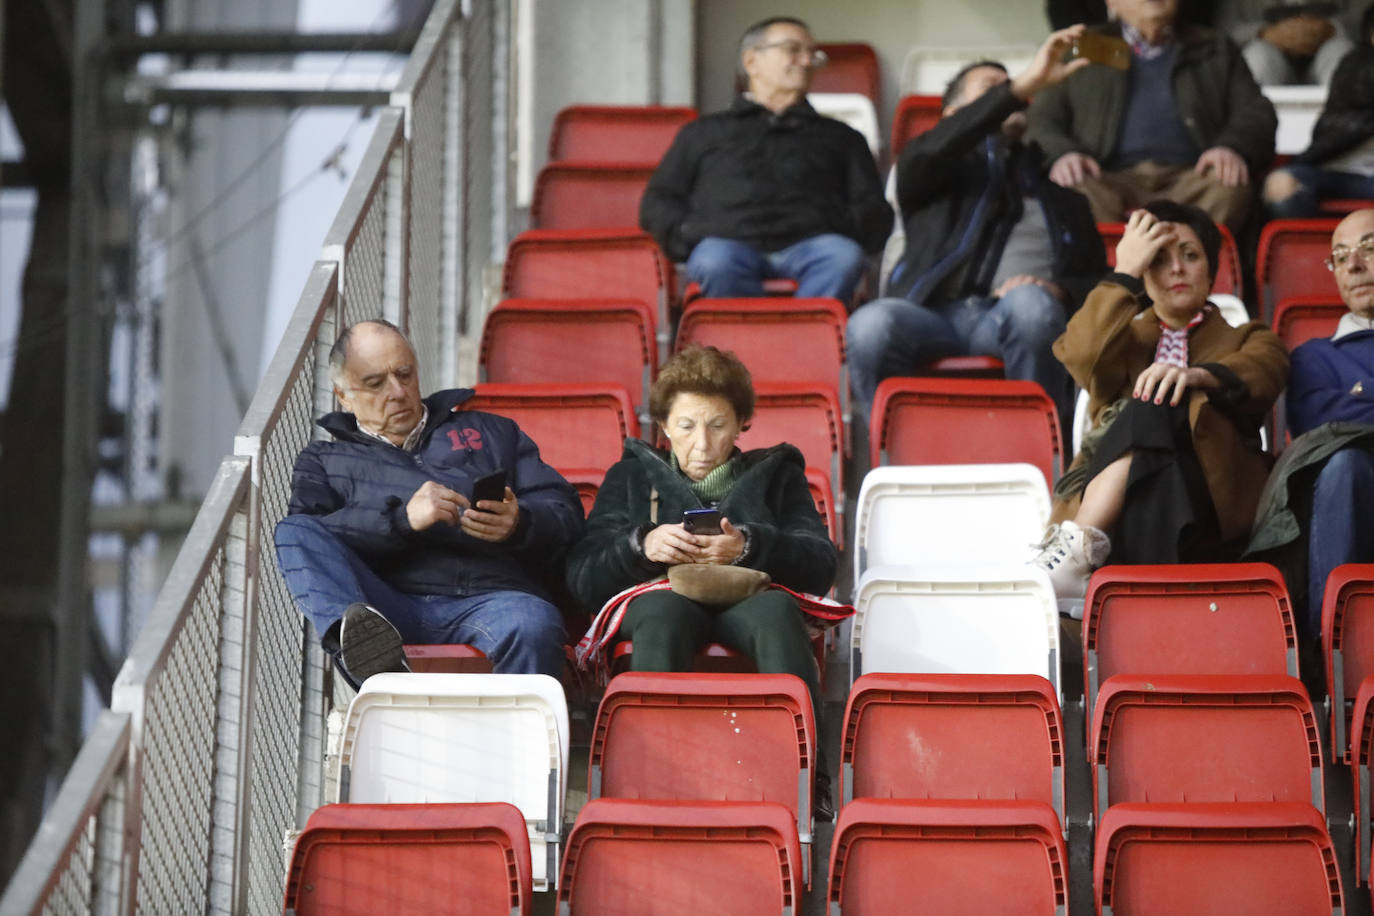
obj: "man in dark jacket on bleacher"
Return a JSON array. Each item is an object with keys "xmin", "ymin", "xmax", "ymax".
[
  {"xmin": 847, "ymin": 28, "xmax": 1106, "ymax": 426},
  {"xmin": 638, "ymin": 15, "xmax": 890, "ymax": 303},
  {"xmin": 274, "ymin": 319, "xmax": 585, "ymax": 685}
]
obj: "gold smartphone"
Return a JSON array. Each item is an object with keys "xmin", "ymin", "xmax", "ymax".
[{"xmin": 1067, "ymin": 32, "xmax": 1131, "ymax": 71}]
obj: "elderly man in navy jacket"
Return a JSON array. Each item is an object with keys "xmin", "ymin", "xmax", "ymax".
[
  {"xmin": 1286, "ymin": 209, "xmax": 1374, "ymax": 628},
  {"xmin": 274, "ymin": 319, "xmax": 585, "ymax": 684}
]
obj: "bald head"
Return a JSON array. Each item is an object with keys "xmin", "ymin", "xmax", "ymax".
[
  {"xmin": 330, "ymin": 320, "xmax": 425, "ymax": 445},
  {"xmin": 1331, "ymin": 209, "xmax": 1374, "ymax": 320}
]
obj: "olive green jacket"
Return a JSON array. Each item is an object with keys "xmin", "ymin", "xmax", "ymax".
[
  {"xmin": 1025, "ymin": 24, "xmax": 1278, "ymax": 176},
  {"xmin": 566, "ymin": 439, "xmax": 836, "ymax": 613}
]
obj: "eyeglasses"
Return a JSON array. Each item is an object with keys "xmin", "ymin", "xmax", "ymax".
[
  {"xmin": 1326, "ymin": 237, "xmax": 1374, "ymax": 272},
  {"xmin": 755, "ymin": 41, "xmax": 828, "ymax": 66}
]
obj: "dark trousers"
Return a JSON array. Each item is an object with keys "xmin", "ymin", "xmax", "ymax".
[{"xmin": 617, "ymin": 588, "xmax": 823, "ymax": 727}]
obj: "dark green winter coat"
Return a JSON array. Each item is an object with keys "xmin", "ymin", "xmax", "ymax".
[{"xmin": 566, "ymin": 439, "xmax": 837, "ymax": 612}]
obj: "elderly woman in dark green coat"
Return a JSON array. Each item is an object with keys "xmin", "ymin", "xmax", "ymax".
[{"xmin": 566, "ymin": 345, "xmax": 836, "ymax": 715}]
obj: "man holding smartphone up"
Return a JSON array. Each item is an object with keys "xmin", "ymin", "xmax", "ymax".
[{"xmin": 274, "ymin": 319, "xmax": 585, "ymax": 685}]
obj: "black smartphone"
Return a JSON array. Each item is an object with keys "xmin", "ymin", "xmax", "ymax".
[
  {"xmin": 682, "ymin": 507, "xmax": 723, "ymax": 535},
  {"xmin": 471, "ymin": 469, "xmax": 508, "ymax": 506}
]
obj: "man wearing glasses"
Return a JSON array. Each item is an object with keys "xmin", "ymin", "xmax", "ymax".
[
  {"xmin": 640, "ymin": 16, "xmax": 890, "ymax": 304},
  {"xmin": 1248, "ymin": 209, "xmax": 1374, "ymax": 647}
]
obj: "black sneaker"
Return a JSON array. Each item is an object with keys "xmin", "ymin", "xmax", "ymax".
[
  {"xmin": 814, "ymin": 770, "xmax": 835, "ymax": 823},
  {"xmin": 338, "ymin": 603, "xmax": 410, "ymax": 685}
]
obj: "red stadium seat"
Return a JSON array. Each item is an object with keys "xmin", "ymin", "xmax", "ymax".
[
  {"xmin": 805, "ymin": 466, "xmax": 840, "ymax": 548},
  {"xmin": 529, "ymin": 162, "xmax": 655, "ymax": 231},
  {"xmin": 547, "ymin": 105, "xmax": 696, "ymax": 165},
  {"xmin": 1090, "ymin": 674, "xmax": 1323, "ymax": 822},
  {"xmin": 829, "ymin": 799, "xmax": 1068, "ymax": 916},
  {"xmin": 558, "ymin": 798, "xmax": 803, "ymax": 916},
  {"xmin": 1349, "ymin": 676, "xmax": 1374, "ymax": 884},
  {"xmin": 919, "ymin": 355, "xmax": 1006, "ymax": 379},
  {"xmin": 283, "ymin": 802, "xmax": 532, "ymax": 915},
  {"xmin": 810, "ymin": 42, "xmax": 880, "ymax": 104},
  {"xmin": 502, "ymin": 229, "xmax": 676, "ymax": 357},
  {"xmin": 479, "ymin": 298, "xmax": 656, "ymax": 417},
  {"xmin": 839, "ymin": 673, "xmax": 1064, "ymax": 824},
  {"xmin": 588, "ymin": 671, "xmax": 816, "ymax": 881},
  {"xmin": 741, "ymin": 382, "xmax": 845, "ymax": 503},
  {"xmin": 462, "ymin": 384, "xmax": 639, "ymax": 475},
  {"xmin": 1273, "ymin": 294, "xmax": 1346, "ymax": 351},
  {"xmin": 560, "ymin": 467, "xmax": 603, "ymax": 518},
  {"xmin": 402, "ymin": 644, "xmax": 491, "ymax": 673},
  {"xmin": 1095, "ymin": 802, "xmax": 1343, "ymax": 915},
  {"xmin": 869, "ymin": 376, "xmax": 1062, "ymax": 487},
  {"xmin": 675, "ymin": 297, "xmax": 847, "ymax": 387},
  {"xmin": 1082, "ymin": 562, "xmax": 1298, "ymax": 729},
  {"xmin": 1324, "ymin": 564, "xmax": 1374, "ymax": 762},
  {"xmin": 890, "ymin": 94, "xmax": 942, "ymax": 159},
  {"xmin": 1099, "ymin": 220, "xmax": 1244, "ymax": 296},
  {"xmin": 1256, "ymin": 218, "xmax": 1341, "ymax": 324}
]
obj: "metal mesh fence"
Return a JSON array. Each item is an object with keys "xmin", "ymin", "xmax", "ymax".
[
  {"xmin": 3, "ymin": 1, "xmax": 500, "ymax": 909},
  {"xmin": 133, "ymin": 550, "xmax": 223, "ymax": 913}
]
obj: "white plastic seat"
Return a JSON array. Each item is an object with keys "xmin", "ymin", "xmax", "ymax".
[
  {"xmin": 852, "ymin": 464, "xmax": 1050, "ymax": 583},
  {"xmin": 850, "ymin": 565, "xmax": 1061, "ymax": 699},
  {"xmin": 333, "ymin": 672, "xmax": 569, "ymax": 890},
  {"xmin": 808, "ymin": 92, "xmax": 881, "ymax": 158}
]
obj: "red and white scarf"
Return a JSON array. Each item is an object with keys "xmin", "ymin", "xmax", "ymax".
[{"xmin": 1153, "ymin": 305, "xmax": 1210, "ymax": 368}]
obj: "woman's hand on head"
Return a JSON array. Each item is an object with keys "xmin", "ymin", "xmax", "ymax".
[
  {"xmin": 1133, "ymin": 363, "xmax": 1218, "ymax": 406},
  {"xmin": 643, "ymin": 523, "xmax": 702, "ymax": 566},
  {"xmin": 692, "ymin": 517, "xmax": 747, "ymax": 566},
  {"xmin": 1115, "ymin": 208, "xmax": 1175, "ymax": 279}
]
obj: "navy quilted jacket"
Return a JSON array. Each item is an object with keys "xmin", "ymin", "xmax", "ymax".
[{"xmin": 286, "ymin": 388, "xmax": 585, "ymax": 599}]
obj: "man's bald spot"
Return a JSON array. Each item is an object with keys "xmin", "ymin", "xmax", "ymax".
[
  {"xmin": 328, "ymin": 318, "xmax": 413, "ymax": 388},
  {"xmin": 1334, "ymin": 208, "xmax": 1374, "ymax": 246}
]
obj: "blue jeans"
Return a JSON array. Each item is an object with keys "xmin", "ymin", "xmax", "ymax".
[
  {"xmin": 686, "ymin": 233, "xmax": 866, "ymax": 301},
  {"xmin": 1266, "ymin": 165, "xmax": 1374, "ymax": 220},
  {"xmin": 274, "ymin": 514, "xmax": 567, "ymax": 677},
  {"xmin": 846, "ymin": 284, "xmax": 1073, "ymax": 424},
  {"xmin": 1307, "ymin": 447, "xmax": 1374, "ymax": 641}
]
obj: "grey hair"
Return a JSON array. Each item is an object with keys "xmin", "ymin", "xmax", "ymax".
[
  {"xmin": 327, "ymin": 318, "xmax": 408, "ymax": 389},
  {"xmin": 736, "ymin": 15, "xmax": 810, "ymax": 81}
]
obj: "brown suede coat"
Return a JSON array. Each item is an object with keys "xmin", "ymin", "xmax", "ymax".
[{"xmin": 1051, "ymin": 276, "xmax": 1289, "ymax": 542}]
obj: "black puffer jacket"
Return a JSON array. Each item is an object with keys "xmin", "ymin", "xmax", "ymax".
[
  {"xmin": 1295, "ymin": 46, "xmax": 1374, "ymax": 166},
  {"xmin": 639, "ymin": 96, "xmax": 891, "ymax": 261},
  {"xmin": 285, "ymin": 388, "xmax": 585, "ymax": 599},
  {"xmin": 887, "ymin": 81, "xmax": 1106, "ymax": 308},
  {"xmin": 566, "ymin": 439, "xmax": 836, "ymax": 612}
]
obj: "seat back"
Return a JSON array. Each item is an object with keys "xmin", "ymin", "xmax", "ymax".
[
  {"xmin": 1083, "ymin": 563, "xmax": 1298, "ymax": 722},
  {"xmin": 810, "ymin": 42, "xmax": 880, "ymax": 104},
  {"xmin": 529, "ymin": 163, "xmax": 655, "ymax": 231},
  {"xmin": 890, "ymin": 94, "xmax": 942, "ymax": 158},
  {"xmin": 558, "ymin": 798, "xmax": 803, "ymax": 916},
  {"xmin": 335, "ymin": 673, "xmax": 568, "ymax": 890},
  {"xmin": 870, "ymin": 377, "xmax": 1062, "ymax": 485},
  {"xmin": 547, "ymin": 105, "xmax": 696, "ymax": 164},
  {"xmin": 479, "ymin": 298, "xmax": 656, "ymax": 418},
  {"xmin": 807, "ymin": 93, "xmax": 880, "ymax": 158},
  {"xmin": 1256, "ymin": 218, "xmax": 1341, "ymax": 323},
  {"xmin": 462, "ymin": 383, "xmax": 639, "ymax": 475},
  {"xmin": 284, "ymin": 802, "xmax": 532, "ymax": 916},
  {"xmin": 675, "ymin": 297, "xmax": 848, "ymax": 396},
  {"xmin": 588, "ymin": 672, "xmax": 815, "ymax": 839},
  {"xmin": 1273, "ymin": 295, "xmax": 1346, "ymax": 351},
  {"xmin": 851, "ymin": 565, "xmax": 1061, "ymax": 698},
  {"xmin": 740, "ymin": 382, "xmax": 844, "ymax": 504},
  {"xmin": 1099, "ymin": 221, "xmax": 1244, "ymax": 296},
  {"xmin": 840, "ymin": 673, "xmax": 1064, "ymax": 822},
  {"xmin": 829, "ymin": 799, "xmax": 1067, "ymax": 916},
  {"xmin": 804, "ymin": 466, "xmax": 840, "ymax": 548},
  {"xmin": 1350, "ymin": 678, "xmax": 1374, "ymax": 885},
  {"xmin": 1091, "ymin": 674, "xmax": 1322, "ymax": 821},
  {"xmin": 1095, "ymin": 802, "xmax": 1342, "ymax": 916},
  {"xmin": 1324, "ymin": 564, "xmax": 1374, "ymax": 762},
  {"xmin": 852, "ymin": 464, "xmax": 1050, "ymax": 580}
]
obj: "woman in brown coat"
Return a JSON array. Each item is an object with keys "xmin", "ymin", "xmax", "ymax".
[{"xmin": 1033, "ymin": 200, "xmax": 1289, "ymax": 614}]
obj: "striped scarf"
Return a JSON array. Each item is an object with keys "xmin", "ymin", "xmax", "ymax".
[
  {"xmin": 1154, "ymin": 306, "xmax": 1210, "ymax": 368},
  {"xmin": 672, "ymin": 452, "xmax": 741, "ymax": 505}
]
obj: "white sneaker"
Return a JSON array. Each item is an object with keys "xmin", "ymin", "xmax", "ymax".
[{"xmin": 1031, "ymin": 520, "xmax": 1110, "ymax": 618}]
